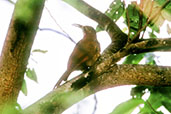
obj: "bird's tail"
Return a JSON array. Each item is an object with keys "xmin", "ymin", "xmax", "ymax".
[{"xmin": 53, "ymin": 70, "xmax": 71, "ymax": 89}]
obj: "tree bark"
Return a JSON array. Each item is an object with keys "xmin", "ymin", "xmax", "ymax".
[
  {"xmin": 23, "ymin": 64, "xmax": 171, "ymax": 114},
  {"xmin": 0, "ymin": 0, "xmax": 168, "ymax": 113},
  {"xmin": 0, "ymin": 0, "xmax": 45, "ymax": 112},
  {"xmin": 23, "ymin": 0, "xmax": 171, "ymax": 114}
]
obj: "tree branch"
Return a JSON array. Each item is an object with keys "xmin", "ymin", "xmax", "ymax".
[
  {"xmin": 93, "ymin": 38, "xmax": 171, "ymax": 76},
  {"xmin": 129, "ymin": 38, "xmax": 171, "ymax": 53},
  {"xmin": 23, "ymin": 64, "xmax": 171, "ymax": 114},
  {"xmin": 5, "ymin": 0, "xmax": 15, "ymax": 4},
  {"xmin": 0, "ymin": 0, "xmax": 45, "ymax": 111},
  {"xmin": 39, "ymin": 28, "xmax": 76, "ymax": 44},
  {"xmin": 61, "ymin": 0, "xmax": 128, "ymax": 81},
  {"xmin": 23, "ymin": 1, "xmax": 171, "ymax": 114},
  {"xmin": 63, "ymin": 0, "xmax": 128, "ymax": 52}
]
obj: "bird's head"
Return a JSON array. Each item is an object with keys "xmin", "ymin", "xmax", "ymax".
[{"xmin": 73, "ymin": 24, "xmax": 96, "ymax": 35}]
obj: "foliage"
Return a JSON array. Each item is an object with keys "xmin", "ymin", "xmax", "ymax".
[
  {"xmin": 123, "ymin": 53, "xmax": 145, "ymax": 64},
  {"xmin": 106, "ymin": 0, "xmax": 125, "ymax": 22},
  {"xmin": 2, "ymin": 103, "xmax": 22, "ymax": 114},
  {"xmin": 120, "ymin": 52, "xmax": 171, "ymax": 113},
  {"xmin": 3, "ymin": 0, "xmax": 170, "ymax": 113},
  {"xmin": 21, "ymin": 49, "xmax": 47, "ymax": 95},
  {"xmin": 21, "ymin": 79, "xmax": 27, "ymax": 96},
  {"xmin": 139, "ymin": 87, "xmax": 171, "ymax": 114},
  {"xmin": 26, "ymin": 68, "xmax": 38, "ymax": 83},
  {"xmin": 96, "ymin": 0, "xmax": 125, "ymax": 32},
  {"xmin": 32, "ymin": 49, "xmax": 48, "ymax": 54},
  {"xmin": 107, "ymin": 0, "xmax": 171, "ymax": 113},
  {"xmin": 21, "ymin": 68, "xmax": 38, "ymax": 96},
  {"xmin": 110, "ymin": 98, "xmax": 144, "ymax": 114}
]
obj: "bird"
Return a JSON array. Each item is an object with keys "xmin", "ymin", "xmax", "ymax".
[{"xmin": 53, "ymin": 24, "xmax": 100, "ymax": 89}]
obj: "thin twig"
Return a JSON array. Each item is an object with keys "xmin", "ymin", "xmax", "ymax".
[
  {"xmin": 5, "ymin": 0, "xmax": 15, "ymax": 4},
  {"xmin": 126, "ymin": 8, "xmax": 131, "ymax": 41},
  {"xmin": 45, "ymin": 6, "xmax": 76, "ymax": 44},
  {"xmin": 146, "ymin": 100, "xmax": 159, "ymax": 114},
  {"xmin": 141, "ymin": 0, "xmax": 154, "ymax": 39},
  {"xmin": 39, "ymin": 28, "xmax": 76, "ymax": 43},
  {"xmin": 138, "ymin": 8, "xmax": 143, "ymax": 39},
  {"xmin": 92, "ymin": 94, "xmax": 98, "ymax": 114},
  {"xmin": 130, "ymin": 0, "xmax": 170, "ymax": 43}
]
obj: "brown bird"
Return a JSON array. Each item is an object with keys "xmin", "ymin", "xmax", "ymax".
[{"xmin": 54, "ymin": 24, "xmax": 100, "ymax": 89}]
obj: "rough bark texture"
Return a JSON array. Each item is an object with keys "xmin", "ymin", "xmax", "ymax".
[
  {"xmin": 23, "ymin": 1, "xmax": 171, "ymax": 114},
  {"xmin": 23, "ymin": 64, "xmax": 171, "ymax": 114},
  {"xmin": 0, "ymin": 0, "xmax": 170, "ymax": 114},
  {"xmin": 63, "ymin": 0, "xmax": 128, "ymax": 55},
  {"xmin": 0, "ymin": 0, "xmax": 45, "ymax": 112}
]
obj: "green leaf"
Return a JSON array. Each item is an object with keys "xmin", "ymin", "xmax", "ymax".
[
  {"xmin": 32, "ymin": 49, "xmax": 48, "ymax": 53},
  {"xmin": 110, "ymin": 98, "xmax": 144, "ymax": 114},
  {"xmin": 124, "ymin": 4, "xmax": 144, "ymax": 37},
  {"xmin": 145, "ymin": 53, "xmax": 156, "ymax": 65},
  {"xmin": 2, "ymin": 103, "xmax": 22, "ymax": 114},
  {"xmin": 96, "ymin": 0, "xmax": 125, "ymax": 32},
  {"xmin": 148, "ymin": 31, "xmax": 157, "ymax": 38},
  {"xmin": 139, "ymin": 87, "xmax": 165, "ymax": 114},
  {"xmin": 149, "ymin": 23, "xmax": 160, "ymax": 33},
  {"xmin": 158, "ymin": 87, "xmax": 171, "ymax": 99},
  {"xmin": 106, "ymin": 0, "xmax": 125, "ymax": 21},
  {"xmin": 158, "ymin": 87, "xmax": 171, "ymax": 112},
  {"xmin": 155, "ymin": 0, "xmax": 171, "ymax": 14},
  {"xmin": 126, "ymin": 5, "xmax": 140, "ymax": 28},
  {"xmin": 162, "ymin": 101, "xmax": 171, "ymax": 112},
  {"xmin": 131, "ymin": 86, "xmax": 147, "ymax": 98},
  {"xmin": 147, "ymin": 93, "xmax": 162, "ymax": 109},
  {"xmin": 26, "ymin": 68, "xmax": 38, "ymax": 83},
  {"xmin": 21, "ymin": 79, "xmax": 27, "ymax": 96},
  {"xmin": 123, "ymin": 53, "xmax": 145, "ymax": 64}
]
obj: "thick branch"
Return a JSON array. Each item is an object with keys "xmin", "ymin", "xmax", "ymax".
[
  {"xmin": 23, "ymin": 1, "xmax": 171, "ymax": 114},
  {"xmin": 90, "ymin": 64, "xmax": 171, "ymax": 91},
  {"xmin": 62, "ymin": 0, "xmax": 129, "ymax": 79},
  {"xmin": 63, "ymin": 0, "xmax": 128, "ymax": 51},
  {"xmin": 23, "ymin": 64, "xmax": 171, "ymax": 114},
  {"xmin": 0, "ymin": 0, "xmax": 45, "ymax": 111},
  {"xmin": 63, "ymin": 0, "xmax": 120, "ymax": 36},
  {"xmin": 129, "ymin": 38, "xmax": 171, "ymax": 53},
  {"xmin": 94, "ymin": 38, "xmax": 171, "ymax": 75}
]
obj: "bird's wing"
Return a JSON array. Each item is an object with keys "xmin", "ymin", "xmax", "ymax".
[{"xmin": 67, "ymin": 40, "xmax": 90, "ymax": 70}]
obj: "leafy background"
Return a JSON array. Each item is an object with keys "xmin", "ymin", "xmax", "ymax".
[{"xmin": 0, "ymin": 0, "xmax": 171, "ymax": 114}]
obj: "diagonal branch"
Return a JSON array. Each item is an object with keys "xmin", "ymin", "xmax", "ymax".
[
  {"xmin": 62, "ymin": 0, "xmax": 129, "ymax": 80},
  {"xmin": 94, "ymin": 38, "xmax": 171, "ymax": 75},
  {"xmin": 23, "ymin": 64, "xmax": 171, "ymax": 114},
  {"xmin": 63, "ymin": 0, "xmax": 128, "ymax": 52},
  {"xmin": 23, "ymin": 1, "xmax": 171, "ymax": 114}
]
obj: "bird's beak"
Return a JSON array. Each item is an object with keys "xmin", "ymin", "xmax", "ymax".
[{"xmin": 72, "ymin": 24, "xmax": 84, "ymax": 29}]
